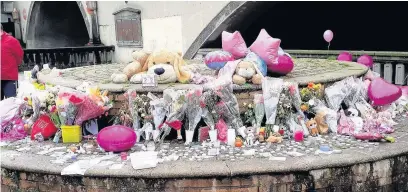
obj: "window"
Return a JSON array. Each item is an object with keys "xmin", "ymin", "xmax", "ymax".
[{"xmin": 113, "ymin": 7, "xmax": 142, "ymax": 47}]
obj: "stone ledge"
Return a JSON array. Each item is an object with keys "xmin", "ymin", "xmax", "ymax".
[
  {"xmin": 38, "ymin": 58, "xmax": 368, "ymax": 93},
  {"xmin": 1, "ymin": 119, "xmax": 407, "ymax": 179}
]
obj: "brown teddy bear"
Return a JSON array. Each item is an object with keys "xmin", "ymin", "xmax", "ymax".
[
  {"xmin": 315, "ymin": 111, "xmax": 329, "ymax": 134},
  {"xmin": 232, "ymin": 60, "xmax": 263, "ymax": 85}
]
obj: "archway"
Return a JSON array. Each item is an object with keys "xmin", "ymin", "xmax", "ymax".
[
  {"xmin": 25, "ymin": 1, "xmax": 90, "ymax": 48},
  {"xmin": 185, "ymin": 1, "xmax": 408, "ymax": 59}
]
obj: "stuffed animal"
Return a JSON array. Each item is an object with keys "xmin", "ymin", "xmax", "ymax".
[
  {"xmin": 232, "ymin": 60, "xmax": 263, "ymax": 85},
  {"xmin": 244, "ymin": 127, "xmax": 255, "ymax": 146},
  {"xmin": 315, "ymin": 111, "xmax": 329, "ymax": 134},
  {"xmin": 306, "ymin": 118, "xmax": 319, "ymax": 136},
  {"xmin": 266, "ymin": 133, "xmax": 283, "ymax": 143},
  {"xmin": 130, "ymin": 50, "xmax": 191, "ymax": 84},
  {"xmin": 347, "ymin": 108, "xmax": 363, "ymax": 134}
]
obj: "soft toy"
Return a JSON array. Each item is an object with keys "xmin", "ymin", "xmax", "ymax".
[
  {"xmin": 346, "ymin": 108, "xmax": 363, "ymax": 133},
  {"xmin": 314, "ymin": 111, "xmax": 329, "ymax": 134},
  {"xmin": 111, "ymin": 50, "xmax": 150, "ymax": 83},
  {"xmin": 130, "ymin": 50, "xmax": 191, "ymax": 84},
  {"xmin": 306, "ymin": 118, "xmax": 319, "ymax": 136},
  {"xmin": 232, "ymin": 60, "xmax": 263, "ymax": 85},
  {"xmin": 244, "ymin": 127, "xmax": 255, "ymax": 146}
]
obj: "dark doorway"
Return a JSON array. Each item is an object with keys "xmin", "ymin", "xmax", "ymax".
[
  {"xmin": 203, "ymin": 2, "xmax": 408, "ymax": 52},
  {"xmin": 27, "ymin": 1, "xmax": 89, "ymax": 48}
]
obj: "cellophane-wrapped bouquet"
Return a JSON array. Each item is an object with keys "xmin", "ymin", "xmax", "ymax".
[
  {"xmin": 186, "ymin": 88, "xmax": 203, "ymax": 132},
  {"xmin": 74, "ymin": 87, "xmax": 112, "ymax": 125},
  {"xmin": 157, "ymin": 89, "xmax": 187, "ymax": 143},
  {"xmin": 253, "ymin": 94, "xmax": 265, "ymax": 134},
  {"xmin": 148, "ymin": 93, "xmax": 167, "ymax": 131},
  {"xmin": 56, "ymin": 92, "xmax": 84, "ymax": 125},
  {"xmin": 199, "ymin": 90, "xmax": 217, "ymax": 131}
]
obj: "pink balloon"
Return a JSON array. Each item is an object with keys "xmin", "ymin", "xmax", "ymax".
[
  {"xmin": 399, "ymin": 86, "xmax": 408, "ymax": 96},
  {"xmin": 357, "ymin": 54, "xmax": 374, "ymax": 68},
  {"xmin": 97, "ymin": 125, "xmax": 136, "ymax": 152},
  {"xmin": 267, "ymin": 55, "xmax": 294, "ymax": 75},
  {"xmin": 368, "ymin": 78, "xmax": 402, "ymax": 106},
  {"xmin": 323, "ymin": 30, "xmax": 334, "ymax": 43},
  {"xmin": 337, "ymin": 52, "xmax": 353, "ymax": 62}
]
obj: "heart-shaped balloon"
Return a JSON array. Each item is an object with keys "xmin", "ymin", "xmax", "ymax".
[
  {"xmin": 337, "ymin": 52, "xmax": 353, "ymax": 62},
  {"xmin": 357, "ymin": 54, "xmax": 373, "ymax": 68},
  {"xmin": 368, "ymin": 78, "xmax": 402, "ymax": 106},
  {"xmin": 267, "ymin": 55, "xmax": 294, "ymax": 75},
  {"xmin": 31, "ymin": 115, "xmax": 58, "ymax": 140}
]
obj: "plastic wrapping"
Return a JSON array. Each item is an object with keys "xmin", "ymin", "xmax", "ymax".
[
  {"xmin": 200, "ymin": 90, "xmax": 217, "ymax": 130},
  {"xmin": 1, "ymin": 114, "xmax": 26, "ymax": 141},
  {"xmin": 56, "ymin": 92, "xmax": 84, "ymax": 125},
  {"xmin": 262, "ymin": 77, "xmax": 284, "ymax": 125},
  {"xmin": 213, "ymin": 78, "xmax": 243, "ymax": 131},
  {"xmin": 157, "ymin": 89, "xmax": 187, "ymax": 143},
  {"xmin": 125, "ymin": 89, "xmax": 141, "ymax": 130},
  {"xmin": 337, "ymin": 110, "xmax": 355, "ymax": 135},
  {"xmin": 253, "ymin": 94, "xmax": 265, "ymax": 133},
  {"xmin": 148, "ymin": 93, "xmax": 167, "ymax": 131},
  {"xmin": 215, "ymin": 119, "xmax": 228, "ymax": 143},
  {"xmin": 186, "ymin": 88, "xmax": 203, "ymax": 131},
  {"xmin": 368, "ymin": 77, "xmax": 402, "ymax": 106},
  {"xmin": 325, "ymin": 77, "xmax": 351, "ymax": 110}
]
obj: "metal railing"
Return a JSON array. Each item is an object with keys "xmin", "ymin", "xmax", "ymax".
[
  {"xmin": 195, "ymin": 49, "xmax": 408, "ymax": 85},
  {"xmin": 19, "ymin": 45, "xmax": 115, "ymax": 71}
]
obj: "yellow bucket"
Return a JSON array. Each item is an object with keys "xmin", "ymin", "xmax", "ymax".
[{"xmin": 61, "ymin": 125, "xmax": 82, "ymax": 143}]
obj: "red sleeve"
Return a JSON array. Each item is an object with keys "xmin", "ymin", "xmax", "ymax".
[{"xmin": 10, "ymin": 38, "xmax": 24, "ymax": 65}]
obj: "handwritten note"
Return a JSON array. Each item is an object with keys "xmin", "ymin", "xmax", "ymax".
[{"xmin": 142, "ymin": 74, "xmax": 157, "ymax": 87}]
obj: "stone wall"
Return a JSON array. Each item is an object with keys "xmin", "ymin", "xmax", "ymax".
[{"xmin": 2, "ymin": 154, "xmax": 408, "ymax": 192}]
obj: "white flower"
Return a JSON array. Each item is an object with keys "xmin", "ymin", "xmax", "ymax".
[{"xmin": 308, "ymin": 99, "xmax": 315, "ymax": 106}]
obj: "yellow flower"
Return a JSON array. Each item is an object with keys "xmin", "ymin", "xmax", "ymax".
[
  {"xmin": 243, "ymin": 102, "xmax": 247, "ymax": 106},
  {"xmin": 248, "ymin": 104, "xmax": 253, "ymax": 108},
  {"xmin": 313, "ymin": 84, "xmax": 322, "ymax": 90}
]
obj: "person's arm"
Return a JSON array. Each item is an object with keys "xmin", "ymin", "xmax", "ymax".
[{"xmin": 11, "ymin": 38, "xmax": 24, "ymax": 65}]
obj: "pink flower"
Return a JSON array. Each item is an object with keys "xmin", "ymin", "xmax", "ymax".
[
  {"xmin": 130, "ymin": 91, "xmax": 137, "ymax": 98},
  {"xmin": 289, "ymin": 85, "xmax": 296, "ymax": 95}
]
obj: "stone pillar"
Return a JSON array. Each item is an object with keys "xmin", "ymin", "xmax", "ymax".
[{"xmin": 86, "ymin": 1, "xmax": 101, "ymax": 45}]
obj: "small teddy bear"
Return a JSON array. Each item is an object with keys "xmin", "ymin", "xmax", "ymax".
[
  {"xmin": 232, "ymin": 61, "xmax": 263, "ymax": 85},
  {"xmin": 244, "ymin": 127, "xmax": 255, "ymax": 146},
  {"xmin": 306, "ymin": 118, "xmax": 319, "ymax": 137}
]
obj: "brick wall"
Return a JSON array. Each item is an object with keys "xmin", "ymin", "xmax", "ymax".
[
  {"xmin": 2, "ymin": 154, "xmax": 408, "ymax": 192},
  {"xmin": 108, "ymin": 90, "xmax": 262, "ymax": 116}
]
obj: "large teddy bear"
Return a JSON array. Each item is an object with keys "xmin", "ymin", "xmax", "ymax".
[{"xmin": 111, "ymin": 50, "xmax": 191, "ymax": 84}]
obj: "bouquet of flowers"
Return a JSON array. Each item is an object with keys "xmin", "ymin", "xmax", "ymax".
[
  {"xmin": 262, "ymin": 77, "xmax": 284, "ymax": 126},
  {"xmin": 300, "ymin": 82, "xmax": 324, "ymax": 113},
  {"xmin": 56, "ymin": 92, "xmax": 84, "ymax": 125},
  {"xmin": 186, "ymin": 88, "xmax": 203, "ymax": 131},
  {"xmin": 243, "ymin": 102, "xmax": 256, "ymax": 127},
  {"xmin": 276, "ymin": 84, "xmax": 294, "ymax": 123},
  {"xmin": 124, "ymin": 89, "xmax": 140, "ymax": 130},
  {"xmin": 199, "ymin": 90, "xmax": 218, "ymax": 130},
  {"xmin": 157, "ymin": 89, "xmax": 187, "ymax": 143},
  {"xmin": 148, "ymin": 93, "xmax": 167, "ymax": 140},
  {"xmin": 213, "ymin": 78, "xmax": 244, "ymax": 136},
  {"xmin": 325, "ymin": 77, "xmax": 353, "ymax": 111},
  {"xmin": 253, "ymin": 94, "xmax": 265, "ymax": 134}
]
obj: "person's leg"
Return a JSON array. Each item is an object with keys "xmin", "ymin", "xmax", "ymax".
[
  {"xmin": 1, "ymin": 80, "xmax": 5, "ymax": 100},
  {"xmin": 2, "ymin": 80, "xmax": 17, "ymax": 98}
]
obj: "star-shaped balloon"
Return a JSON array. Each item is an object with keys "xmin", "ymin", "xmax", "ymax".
[{"xmin": 249, "ymin": 29, "xmax": 281, "ymax": 65}]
